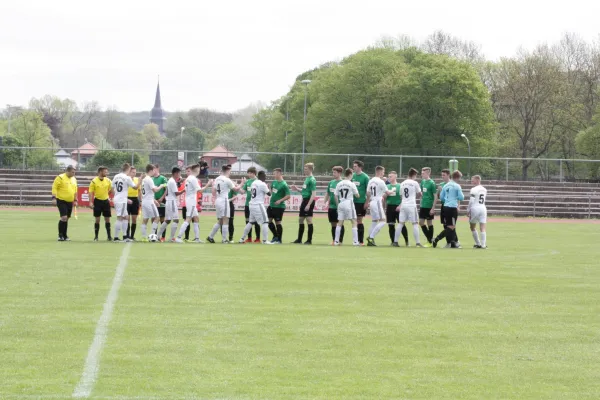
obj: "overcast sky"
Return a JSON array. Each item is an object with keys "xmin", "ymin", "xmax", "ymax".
[{"xmin": 1, "ymin": 0, "xmax": 599, "ymax": 113}]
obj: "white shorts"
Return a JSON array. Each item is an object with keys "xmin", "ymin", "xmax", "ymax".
[
  {"xmin": 185, "ymin": 205, "xmax": 198, "ymax": 219},
  {"xmin": 215, "ymin": 198, "xmax": 230, "ymax": 219},
  {"xmin": 248, "ymin": 204, "xmax": 268, "ymax": 225},
  {"xmin": 469, "ymin": 207, "xmax": 487, "ymax": 224},
  {"xmin": 399, "ymin": 205, "xmax": 418, "ymax": 224},
  {"xmin": 115, "ymin": 202, "xmax": 128, "ymax": 218},
  {"xmin": 369, "ymin": 199, "xmax": 385, "ymax": 221},
  {"xmin": 165, "ymin": 200, "xmax": 179, "ymax": 220},
  {"xmin": 337, "ymin": 202, "xmax": 357, "ymax": 221},
  {"xmin": 142, "ymin": 202, "xmax": 159, "ymax": 219}
]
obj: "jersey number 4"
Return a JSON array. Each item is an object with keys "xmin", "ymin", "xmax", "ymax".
[{"xmin": 216, "ymin": 184, "xmax": 221, "ymax": 195}]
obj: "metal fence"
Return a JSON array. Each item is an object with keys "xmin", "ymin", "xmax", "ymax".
[{"xmin": 1, "ymin": 146, "xmax": 600, "ymax": 182}]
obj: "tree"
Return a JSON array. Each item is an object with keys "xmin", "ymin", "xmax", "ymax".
[
  {"xmin": 29, "ymin": 95, "xmax": 76, "ymax": 140},
  {"xmin": 89, "ymin": 150, "xmax": 143, "ymax": 171}
]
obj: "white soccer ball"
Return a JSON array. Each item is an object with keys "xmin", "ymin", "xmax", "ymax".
[{"xmin": 148, "ymin": 234, "xmax": 158, "ymax": 242}]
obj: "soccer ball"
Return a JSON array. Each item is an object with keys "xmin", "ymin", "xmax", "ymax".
[{"xmin": 148, "ymin": 234, "xmax": 158, "ymax": 242}]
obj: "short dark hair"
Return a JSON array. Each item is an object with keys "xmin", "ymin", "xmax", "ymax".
[
  {"xmin": 146, "ymin": 164, "xmax": 155, "ymax": 173},
  {"xmin": 332, "ymin": 166, "xmax": 343, "ymax": 174},
  {"xmin": 353, "ymin": 160, "xmax": 364, "ymax": 168},
  {"xmin": 344, "ymin": 168, "xmax": 353, "ymax": 177},
  {"xmin": 189, "ymin": 164, "xmax": 200, "ymax": 170},
  {"xmin": 222, "ymin": 164, "xmax": 232, "ymax": 172},
  {"xmin": 452, "ymin": 170, "xmax": 462, "ymax": 180},
  {"xmin": 247, "ymin": 166, "xmax": 257, "ymax": 175},
  {"xmin": 273, "ymin": 168, "xmax": 282, "ymax": 173},
  {"xmin": 408, "ymin": 168, "xmax": 418, "ymax": 177},
  {"xmin": 97, "ymin": 166, "xmax": 107, "ymax": 173},
  {"xmin": 257, "ymin": 170, "xmax": 267, "ymax": 181},
  {"xmin": 375, "ymin": 165, "xmax": 385, "ymax": 172},
  {"xmin": 66, "ymin": 166, "xmax": 75, "ymax": 172},
  {"xmin": 441, "ymin": 169, "xmax": 450, "ymax": 175},
  {"xmin": 171, "ymin": 167, "xmax": 181, "ymax": 174}
]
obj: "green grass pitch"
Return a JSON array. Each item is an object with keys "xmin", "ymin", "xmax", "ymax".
[{"xmin": 1, "ymin": 209, "xmax": 600, "ymax": 399}]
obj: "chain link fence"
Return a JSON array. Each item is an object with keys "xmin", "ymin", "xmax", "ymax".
[{"xmin": 1, "ymin": 146, "xmax": 600, "ymax": 181}]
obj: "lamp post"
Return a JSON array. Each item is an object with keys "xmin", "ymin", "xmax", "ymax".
[
  {"xmin": 301, "ymin": 79, "xmax": 311, "ymax": 167},
  {"xmin": 461, "ymin": 133, "xmax": 471, "ymax": 177}
]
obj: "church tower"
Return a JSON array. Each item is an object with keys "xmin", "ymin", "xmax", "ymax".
[{"xmin": 150, "ymin": 79, "xmax": 166, "ymax": 135}]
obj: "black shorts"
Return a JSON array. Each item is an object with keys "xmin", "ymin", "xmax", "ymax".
[
  {"xmin": 354, "ymin": 202, "xmax": 366, "ymax": 217},
  {"xmin": 127, "ymin": 197, "xmax": 140, "ymax": 215},
  {"xmin": 328, "ymin": 208, "xmax": 338, "ymax": 223},
  {"xmin": 93, "ymin": 199, "xmax": 111, "ymax": 218},
  {"xmin": 229, "ymin": 201, "xmax": 235, "ymax": 218},
  {"xmin": 268, "ymin": 206, "xmax": 285, "ymax": 222},
  {"xmin": 299, "ymin": 198, "xmax": 315, "ymax": 217},
  {"xmin": 386, "ymin": 204, "xmax": 399, "ymax": 224},
  {"xmin": 442, "ymin": 206, "xmax": 458, "ymax": 226},
  {"xmin": 157, "ymin": 206, "xmax": 166, "ymax": 218},
  {"xmin": 56, "ymin": 199, "xmax": 73, "ymax": 218},
  {"xmin": 419, "ymin": 207, "xmax": 434, "ymax": 221},
  {"xmin": 244, "ymin": 205, "xmax": 250, "ymax": 220}
]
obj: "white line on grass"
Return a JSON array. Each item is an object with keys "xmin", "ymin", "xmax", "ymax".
[{"xmin": 72, "ymin": 243, "xmax": 132, "ymax": 399}]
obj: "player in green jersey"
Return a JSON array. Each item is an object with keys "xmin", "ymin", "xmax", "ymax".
[
  {"xmin": 383, "ymin": 171, "xmax": 409, "ymax": 246},
  {"xmin": 419, "ymin": 167, "xmax": 437, "ymax": 246},
  {"xmin": 152, "ymin": 164, "xmax": 168, "ymax": 241},
  {"xmin": 267, "ymin": 168, "xmax": 291, "ymax": 243},
  {"xmin": 323, "ymin": 166, "xmax": 344, "ymax": 244},
  {"xmin": 239, "ymin": 167, "xmax": 260, "ymax": 243},
  {"xmin": 351, "ymin": 160, "xmax": 370, "ymax": 244},
  {"xmin": 291, "ymin": 162, "xmax": 317, "ymax": 244}
]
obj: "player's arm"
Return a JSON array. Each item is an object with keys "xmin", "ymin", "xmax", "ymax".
[
  {"xmin": 51, "ymin": 176, "xmax": 60, "ymax": 205},
  {"xmin": 431, "ymin": 184, "xmax": 441, "ymax": 215},
  {"xmin": 73, "ymin": 179, "xmax": 78, "ymax": 204},
  {"xmin": 306, "ymin": 179, "xmax": 316, "ymax": 208},
  {"xmin": 276, "ymin": 186, "xmax": 291, "ymax": 205},
  {"xmin": 88, "ymin": 181, "xmax": 96, "ymax": 208}
]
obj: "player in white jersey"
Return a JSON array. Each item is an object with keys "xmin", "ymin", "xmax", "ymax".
[
  {"xmin": 333, "ymin": 168, "xmax": 360, "ymax": 245},
  {"xmin": 468, "ymin": 175, "xmax": 488, "ymax": 249},
  {"xmin": 239, "ymin": 171, "xmax": 272, "ymax": 244},
  {"xmin": 207, "ymin": 164, "xmax": 244, "ymax": 243},
  {"xmin": 175, "ymin": 164, "xmax": 211, "ymax": 243},
  {"xmin": 156, "ymin": 167, "xmax": 186, "ymax": 242},
  {"xmin": 394, "ymin": 168, "xmax": 423, "ymax": 247},
  {"xmin": 111, "ymin": 163, "xmax": 144, "ymax": 242},
  {"xmin": 365, "ymin": 166, "xmax": 392, "ymax": 246},
  {"xmin": 140, "ymin": 164, "xmax": 167, "ymax": 241}
]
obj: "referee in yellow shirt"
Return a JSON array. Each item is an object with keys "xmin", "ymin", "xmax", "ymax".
[
  {"xmin": 89, "ymin": 166, "xmax": 113, "ymax": 241},
  {"xmin": 51, "ymin": 166, "xmax": 78, "ymax": 241}
]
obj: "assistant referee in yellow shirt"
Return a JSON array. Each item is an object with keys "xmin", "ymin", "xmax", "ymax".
[
  {"xmin": 51, "ymin": 166, "xmax": 78, "ymax": 241},
  {"xmin": 89, "ymin": 166, "xmax": 113, "ymax": 241}
]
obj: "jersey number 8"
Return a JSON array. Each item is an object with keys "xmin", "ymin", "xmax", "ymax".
[{"xmin": 404, "ymin": 188, "xmax": 409, "ymax": 198}]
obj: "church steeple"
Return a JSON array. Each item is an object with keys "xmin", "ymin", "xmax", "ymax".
[{"xmin": 150, "ymin": 78, "xmax": 166, "ymax": 135}]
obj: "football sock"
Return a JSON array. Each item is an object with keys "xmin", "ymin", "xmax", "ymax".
[
  {"xmin": 130, "ymin": 223, "xmax": 137, "ymax": 239},
  {"xmin": 372, "ymin": 221, "xmax": 386, "ymax": 238},
  {"xmin": 352, "ymin": 227, "xmax": 359, "ymax": 243},
  {"xmin": 334, "ymin": 226, "xmax": 341, "ymax": 242},
  {"xmin": 393, "ymin": 225, "xmax": 402, "ymax": 243},
  {"xmin": 209, "ymin": 223, "xmax": 220, "ymax": 239},
  {"xmin": 340, "ymin": 226, "xmax": 345, "ymax": 243},
  {"xmin": 481, "ymin": 232, "xmax": 487, "ymax": 247},
  {"xmin": 121, "ymin": 220, "xmax": 128, "ymax": 238},
  {"xmin": 261, "ymin": 223, "xmax": 269, "ymax": 242},
  {"xmin": 161, "ymin": 227, "xmax": 166, "ymax": 239},
  {"xmin": 105, "ymin": 223, "xmax": 111, "ymax": 238},
  {"xmin": 222, "ymin": 225, "xmax": 229, "ymax": 242},
  {"xmin": 307, "ymin": 224, "xmax": 314, "ymax": 242},
  {"xmin": 141, "ymin": 224, "xmax": 147, "ymax": 238},
  {"xmin": 428, "ymin": 225, "xmax": 434, "ymax": 242},
  {"xmin": 170, "ymin": 222, "xmax": 178, "ymax": 240},
  {"xmin": 331, "ymin": 226, "xmax": 336, "ymax": 241},
  {"xmin": 193, "ymin": 222, "xmax": 199, "ymax": 239},
  {"xmin": 255, "ymin": 223, "xmax": 261, "ymax": 240},
  {"xmin": 178, "ymin": 221, "xmax": 189, "ymax": 238},
  {"xmin": 151, "ymin": 222, "xmax": 158, "ymax": 235},
  {"xmin": 114, "ymin": 221, "xmax": 121, "ymax": 239},
  {"xmin": 358, "ymin": 223, "xmax": 364, "ymax": 243},
  {"xmin": 436, "ymin": 229, "xmax": 447, "ymax": 241},
  {"xmin": 388, "ymin": 224, "xmax": 395, "ymax": 243},
  {"xmin": 64, "ymin": 221, "xmax": 69, "ymax": 238},
  {"xmin": 58, "ymin": 220, "xmax": 65, "ymax": 238},
  {"xmin": 444, "ymin": 227, "xmax": 454, "ymax": 243},
  {"xmin": 158, "ymin": 222, "xmax": 168, "ymax": 238},
  {"xmin": 94, "ymin": 223, "xmax": 100, "ymax": 238},
  {"xmin": 269, "ymin": 222, "xmax": 277, "ymax": 237},
  {"xmin": 242, "ymin": 222, "xmax": 253, "ymax": 239},
  {"xmin": 454, "ymin": 232, "xmax": 459, "ymax": 243},
  {"xmin": 246, "ymin": 220, "xmax": 252, "ymax": 239},
  {"xmin": 401, "ymin": 225, "xmax": 409, "ymax": 244},
  {"xmin": 126, "ymin": 223, "xmax": 130, "ymax": 238},
  {"xmin": 276, "ymin": 224, "xmax": 283, "ymax": 241},
  {"xmin": 297, "ymin": 224, "xmax": 305, "ymax": 242},
  {"xmin": 229, "ymin": 219, "xmax": 235, "ymax": 240},
  {"xmin": 368, "ymin": 223, "xmax": 376, "ymax": 238},
  {"xmin": 421, "ymin": 225, "xmax": 429, "ymax": 241},
  {"xmin": 472, "ymin": 230, "xmax": 481, "ymax": 246},
  {"xmin": 413, "ymin": 224, "xmax": 421, "ymax": 243}
]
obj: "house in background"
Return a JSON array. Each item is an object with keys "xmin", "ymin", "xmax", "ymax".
[
  {"xmin": 202, "ymin": 145, "xmax": 237, "ymax": 173},
  {"xmin": 71, "ymin": 143, "xmax": 97, "ymax": 165},
  {"xmin": 54, "ymin": 149, "xmax": 79, "ymax": 168},
  {"xmin": 231, "ymin": 154, "xmax": 266, "ymax": 173}
]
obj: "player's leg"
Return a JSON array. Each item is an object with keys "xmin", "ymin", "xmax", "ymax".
[
  {"xmin": 244, "ymin": 206, "xmax": 253, "ymax": 241},
  {"xmin": 240, "ymin": 208, "xmax": 256, "ymax": 242},
  {"xmin": 177, "ymin": 215, "xmax": 192, "ymax": 241},
  {"xmin": 351, "ymin": 219, "xmax": 359, "ymax": 245},
  {"xmin": 356, "ymin": 204, "xmax": 365, "ymax": 244},
  {"xmin": 419, "ymin": 207, "xmax": 430, "ymax": 243},
  {"xmin": 191, "ymin": 215, "xmax": 200, "ymax": 241},
  {"xmin": 267, "ymin": 207, "xmax": 278, "ymax": 239},
  {"xmin": 221, "ymin": 216, "xmax": 230, "ymax": 243},
  {"xmin": 56, "ymin": 200, "xmax": 67, "ymax": 240},
  {"xmin": 158, "ymin": 207, "xmax": 166, "ymax": 240},
  {"xmin": 394, "ymin": 208, "xmax": 407, "ymax": 246},
  {"xmin": 257, "ymin": 205, "xmax": 270, "ymax": 244},
  {"xmin": 294, "ymin": 199, "xmax": 308, "ymax": 244},
  {"xmin": 228, "ymin": 201, "xmax": 235, "ymax": 241},
  {"xmin": 479, "ymin": 222, "xmax": 487, "ymax": 248},
  {"xmin": 427, "ymin": 218, "xmax": 434, "ymax": 245},
  {"xmin": 140, "ymin": 217, "xmax": 149, "ymax": 238},
  {"xmin": 208, "ymin": 201, "xmax": 223, "ymax": 242},
  {"xmin": 334, "ymin": 220, "xmax": 343, "ymax": 245},
  {"xmin": 103, "ymin": 202, "xmax": 112, "ymax": 240},
  {"xmin": 470, "ymin": 221, "xmax": 481, "ymax": 248},
  {"xmin": 93, "ymin": 205, "xmax": 101, "ymax": 240},
  {"xmin": 275, "ymin": 209, "xmax": 285, "ymax": 243}
]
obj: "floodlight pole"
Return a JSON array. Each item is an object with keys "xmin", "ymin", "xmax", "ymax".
[
  {"xmin": 461, "ymin": 134, "xmax": 471, "ymax": 177},
  {"xmin": 301, "ymin": 80, "xmax": 311, "ymax": 168}
]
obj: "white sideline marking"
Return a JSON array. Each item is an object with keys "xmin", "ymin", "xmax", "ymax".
[{"xmin": 72, "ymin": 243, "xmax": 132, "ymax": 398}]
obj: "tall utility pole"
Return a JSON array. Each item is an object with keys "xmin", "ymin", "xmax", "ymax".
[
  {"xmin": 301, "ymin": 80, "xmax": 311, "ymax": 167},
  {"xmin": 284, "ymin": 98, "xmax": 289, "ymax": 173}
]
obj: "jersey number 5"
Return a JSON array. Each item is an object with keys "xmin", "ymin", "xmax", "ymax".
[{"xmin": 479, "ymin": 194, "xmax": 485, "ymax": 204}]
